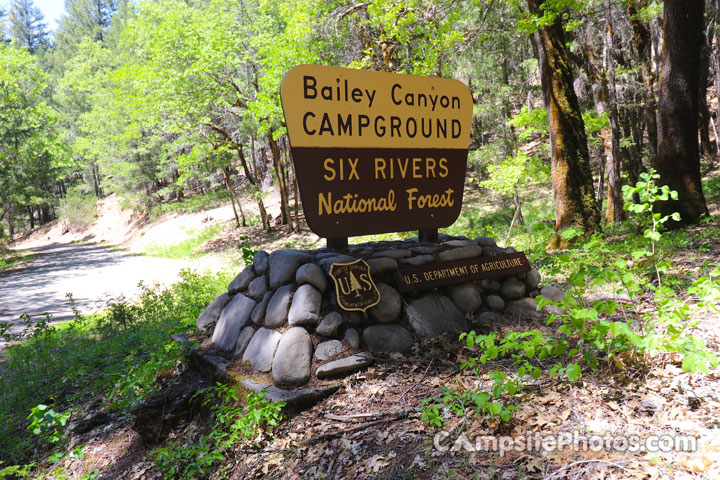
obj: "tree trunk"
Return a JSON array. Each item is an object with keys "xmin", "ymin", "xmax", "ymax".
[
  {"xmin": 656, "ymin": 0, "xmax": 709, "ymax": 225},
  {"xmin": 603, "ymin": 0, "xmax": 624, "ymax": 222},
  {"xmin": 628, "ymin": 0, "xmax": 658, "ymax": 167},
  {"xmin": 222, "ymin": 166, "xmax": 245, "ymax": 227},
  {"xmin": 528, "ymin": 0, "xmax": 601, "ymax": 249},
  {"xmin": 236, "ymin": 146, "xmax": 270, "ymax": 232},
  {"xmin": 281, "ymin": 137, "xmax": 300, "ymax": 233},
  {"xmin": 28, "ymin": 206, "xmax": 35, "ymax": 229},
  {"xmin": 699, "ymin": 26, "xmax": 713, "ymax": 163},
  {"xmin": 91, "ymin": 162, "xmax": 103, "ymax": 199},
  {"xmin": 268, "ymin": 129, "xmax": 290, "ymax": 226},
  {"xmin": 6, "ymin": 202, "xmax": 14, "ymax": 240}
]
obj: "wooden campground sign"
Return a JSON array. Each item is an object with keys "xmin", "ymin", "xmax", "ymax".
[{"xmin": 281, "ymin": 65, "xmax": 473, "ymax": 239}]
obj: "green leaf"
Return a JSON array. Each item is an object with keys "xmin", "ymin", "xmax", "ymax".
[{"xmin": 566, "ymin": 363, "xmax": 581, "ymax": 382}]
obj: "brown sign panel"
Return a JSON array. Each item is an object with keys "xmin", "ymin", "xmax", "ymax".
[
  {"xmin": 394, "ymin": 252, "xmax": 531, "ymax": 293},
  {"xmin": 281, "ymin": 65, "xmax": 473, "ymax": 239},
  {"xmin": 329, "ymin": 259, "xmax": 381, "ymax": 312}
]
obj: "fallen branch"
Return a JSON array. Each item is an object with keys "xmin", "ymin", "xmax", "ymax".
[
  {"xmin": 305, "ymin": 410, "xmax": 414, "ymax": 444},
  {"xmin": 324, "ymin": 407, "xmax": 415, "ymax": 423}
]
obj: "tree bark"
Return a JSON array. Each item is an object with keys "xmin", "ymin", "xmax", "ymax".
[
  {"xmin": 602, "ymin": 0, "xmax": 625, "ymax": 222},
  {"xmin": 236, "ymin": 146, "xmax": 270, "ymax": 232},
  {"xmin": 628, "ymin": 0, "xmax": 658, "ymax": 168},
  {"xmin": 268, "ymin": 129, "xmax": 290, "ymax": 226},
  {"xmin": 656, "ymin": 0, "xmax": 709, "ymax": 225},
  {"xmin": 528, "ymin": 0, "xmax": 601, "ymax": 249},
  {"xmin": 222, "ymin": 166, "xmax": 245, "ymax": 227},
  {"xmin": 698, "ymin": 25, "xmax": 713, "ymax": 164}
]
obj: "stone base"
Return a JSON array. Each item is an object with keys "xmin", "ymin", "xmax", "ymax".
[{"xmin": 196, "ymin": 235, "xmax": 545, "ymax": 389}]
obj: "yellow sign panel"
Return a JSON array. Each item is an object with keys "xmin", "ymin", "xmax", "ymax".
[{"xmin": 281, "ymin": 65, "xmax": 473, "ymax": 149}]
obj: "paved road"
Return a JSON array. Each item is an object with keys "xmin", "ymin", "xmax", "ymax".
[{"xmin": 0, "ymin": 243, "xmax": 193, "ymax": 340}]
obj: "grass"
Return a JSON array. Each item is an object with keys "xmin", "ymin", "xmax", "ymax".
[
  {"xmin": 0, "ymin": 269, "xmax": 232, "ymax": 468},
  {"xmin": 145, "ymin": 224, "xmax": 224, "ymax": 259},
  {"xmin": 0, "ymin": 246, "xmax": 34, "ymax": 274}
]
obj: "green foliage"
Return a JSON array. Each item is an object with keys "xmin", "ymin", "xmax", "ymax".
[
  {"xmin": 237, "ymin": 235, "xmax": 258, "ymax": 266},
  {"xmin": 0, "ymin": 246, "xmax": 33, "ymax": 273},
  {"xmin": 0, "ymin": 43, "xmax": 68, "ymax": 231},
  {"xmin": 146, "ymin": 225, "xmax": 223, "ymax": 259},
  {"xmin": 508, "ymin": 106, "xmax": 548, "ymax": 141},
  {"xmin": 423, "ymin": 173, "xmax": 719, "ymax": 429},
  {"xmin": 151, "ymin": 384, "xmax": 285, "ymax": 480},
  {"xmin": 58, "ymin": 186, "xmax": 97, "ymax": 230},
  {"xmin": 0, "ymin": 269, "xmax": 231, "ymax": 465},
  {"xmin": 479, "ymin": 151, "xmax": 549, "ymax": 197},
  {"xmin": 26, "ymin": 404, "xmax": 70, "ymax": 446}
]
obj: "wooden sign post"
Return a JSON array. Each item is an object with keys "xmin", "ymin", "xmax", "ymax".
[{"xmin": 281, "ymin": 65, "xmax": 473, "ymax": 247}]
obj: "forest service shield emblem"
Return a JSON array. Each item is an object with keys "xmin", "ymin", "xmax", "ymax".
[{"xmin": 328, "ymin": 260, "xmax": 381, "ymax": 312}]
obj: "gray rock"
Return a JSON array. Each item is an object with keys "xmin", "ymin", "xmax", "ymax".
[
  {"xmin": 371, "ymin": 248, "xmax": 412, "ymax": 259},
  {"xmin": 318, "ymin": 254, "xmax": 356, "ymax": 272},
  {"xmin": 272, "ymin": 327, "xmax": 313, "ymax": 386},
  {"xmin": 342, "ymin": 311, "xmax": 365, "ymax": 326},
  {"xmin": 443, "ymin": 239, "xmax": 477, "ymax": 248},
  {"xmin": 438, "ymin": 246, "xmax": 483, "ymax": 262},
  {"xmin": 269, "ymin": 250, "xmax": 312, "ymax": 289},
  {"xmin": 475, "ymin": 236, "xmax": 498, "ymax": 247},
  {"xmin": 400, "ymin": 254, "xmax": 435, "ymax": 266},
  {"xmin": 196, "ymin": 293, "xmax": 231, "ymax": 333},
  {"xmin": 506, "ymin": 298, "xmax": 541, "ymax": 320},
  {"xmin": 504, "ymin": 247, "xmax": 518, "ymax": 254},
  {"xmin": 253, "ymin": 250, "xmax": 269, "ymax": 275},
  {"xmin": 192, "ymin": 353, "xmax": 230, "ymax": 383},
  {"xmin": 288, "ymin": 284, "xmax": 321, "ymax": 326},
  {"xmin": 486, "ymin": 294, "xmax": 505, "ymax": 311},
  {"xmin": 316, "ymin": 312, "xmax": 343, "ymax": 337},
  {"xmin": 247, "ymin": 275, "xmax": 268, "ymax": 300},
  {"xmin": 447, "ymin": 283, "xmax": 483, "ymax": 314},
  {"xmin": 316, "ymin": 352, "xmax": 374, "ymax": 378},
  {"xmin": 234, "ymin": 326, "xmax": 255, "ymax": 356},
  {"xmin": 500, "ymin": 277, "xmax": 526, "ymax": 299},
  {"xmin": 240, "ymin": 379, "xmax": 339, "ymax": 410},
  {"xmin": 228, "ymin": 266, "xmax": 255, "ymax": 295},
  {"xmin": 212, "ymin": 294, "xmax": 255, "ymax": 350},
  {"xmin": 366, "ymin": 257, "xmax": 398, "ymax": 277},
  {"xmin": 412, "ymin": 246, "xmax": 439, "ymax": 255},
  {"xmin": 314, "ymin": 340, "xmax": 343, "ymax": 361},
  {"xmin": 242, "ymin": 327, "xmax": 282, "ymax": 372},
  {"xmin": 540, "ymin": 285, "xmax": 565, "ymax": 302},
  {"xmin": 482, "ymin": 246, "xmax": 504, "ymax": 257},
  {"xmin": 170, "ymin": 333, "xmax": 190, "ymax": 345},
  {"xmin": 250, "ymin": 290, "xmax": 273, "ymax": 325},
  {"xmin": 362, "ymin": 324, "xmax": 414, "ymax": 352},
  {"xmin": 264, "ymin": 285, "xmax": 293, "ymax": 328},
  {"xmin": 479, "ymin": 278, "xmax": 502, "ymax": 292},
  {"xmin": 344, "ymin": 328, "xmax": 361, "ymax": 349},
  {"xmin": 368, "ymin": 283, "xmax": 402, "ymax": 323},
  {"xmin": 477, "ymin": 311, "xmax": 502, "ymax": 326},
  {"xmin": 407, "ymin": 292, "xmax": 467, "ymax": 338},
  {"xmin": 295, "ymin": 263, "xmax": 328, "ymax": 292}
]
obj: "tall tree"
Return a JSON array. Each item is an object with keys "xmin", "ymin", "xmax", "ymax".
[
  {"xmin": 526, "ymin": 0, "xmax": 601, "ymax": 249},
  {"xmin": 53, "ymin": 0, "xmax": 117, "ymax": 61},
  {"xmin": 655, "ymin": 0, "xmax": 709, "ymax": 224},
  {"xmin": 8, "ymin": 0, "xmax": 49, "ymax": 53},
  {"xmin": 0, "ymin": 44, "xmax": 64, "ymax": 239}
]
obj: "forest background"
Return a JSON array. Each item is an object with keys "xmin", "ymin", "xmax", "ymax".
[{"xmin": 1, "ymin": 0, "xmax": 716, "ymax": 246}]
